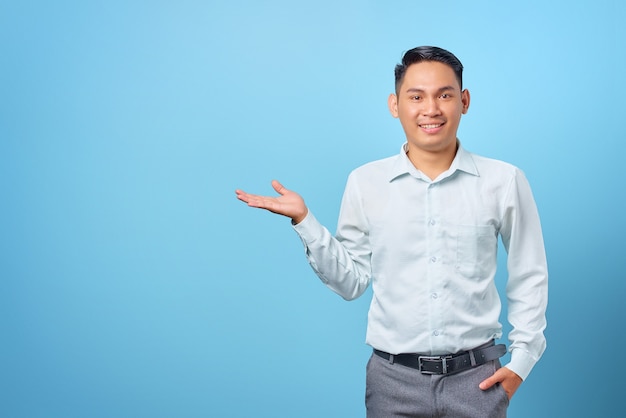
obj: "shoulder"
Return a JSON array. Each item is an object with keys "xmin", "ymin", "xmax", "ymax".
[
  {"xmin": 465, "ymin": 151, "xmax": 535, "ymax": 200},
  {"xmin": 339, "ymin": 154, "xmax": 400, "ymax": 198},
  {"xmin": 349, "ymin": 154, "xmax": 398, "ymax": 179},
  {"xmin": 468, "ymin": 151, "xmax": 524, "ymax": 179}
]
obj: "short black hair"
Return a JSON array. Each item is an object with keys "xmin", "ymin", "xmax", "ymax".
[{"xmin": 394, "ymin": 46, "xmax": 464, "ymax": 94}]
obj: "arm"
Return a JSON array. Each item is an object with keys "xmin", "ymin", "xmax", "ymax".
[
  {"xmin": 236, "ymin": 177, "xmax": 372, "ymax": 300},
  {"xmin": 480, "ymin": 169, "xmax": 548, "ymax": 398},
  {"xmin": 294, "ymin": 173, "xmax": 372, "ymax": 300}
]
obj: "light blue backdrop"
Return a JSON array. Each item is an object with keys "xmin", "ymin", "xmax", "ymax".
[{"xmin": 2, "ymin": 1, "xmax": 624, "ymax": 417}]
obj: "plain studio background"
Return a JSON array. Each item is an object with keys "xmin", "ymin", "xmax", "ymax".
[{"xmin": 1, "ymin": 1, "xmax": 624, "ymax": 417}]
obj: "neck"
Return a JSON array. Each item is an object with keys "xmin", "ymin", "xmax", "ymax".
[{"xmin": 406, "ymin": 141, "xmax": 458, "ymax": 180}]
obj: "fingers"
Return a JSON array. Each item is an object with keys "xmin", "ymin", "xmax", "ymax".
[
  {"xmin": 235, "ymin": 186, "xmax": 284, "ymax": 214},
  {"xmin": 236, "ymin": 180, "xmax": 286, "ymax": 200},
  {"xmin": 235, "ymin": 180, "xmax": 292, "ymax": 212},
  {"xmin": 236, "ymin": 180, "xmax": 287, "ymax": 205},
  {"xmin": 235, "ymin": 190, "xmax": 269, "ymax": 208},
  {"xmin": 235, "ymin": 189, "xmax": 262, "ymax": 206},
  {"xmin": 235, "ymin": 189, "xmax": 253, "ymax": 204}
]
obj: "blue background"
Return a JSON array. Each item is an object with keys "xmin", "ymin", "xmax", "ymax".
[{"xmin": 2, "ymin": 1, "xmax": 624, "ymax": 417}]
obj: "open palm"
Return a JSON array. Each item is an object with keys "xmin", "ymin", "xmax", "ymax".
[{"xmin": 235, "ymin": 180, "xmax": 308, "ymax": 224}]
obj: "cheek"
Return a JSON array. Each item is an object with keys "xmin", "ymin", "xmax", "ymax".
[
  {"xmin": 446, "ymin": 106, "xmax": 464, "ymax": 121},
  {"xmin": 399, "ymin": 113, "xmax": 418, "ymax": 129},
  {"xmin": 400, "ymin": 107, "xmax": 419, "ymax": 120}
]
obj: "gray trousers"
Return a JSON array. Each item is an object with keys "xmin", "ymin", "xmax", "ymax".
[{"xmin": 365, "ymin": 352, "xmax": 509, "ymax": 417}]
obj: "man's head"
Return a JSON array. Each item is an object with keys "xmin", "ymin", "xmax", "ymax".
[
  {"xmin": 388, "ymin": 46, "xmax": 470, "ymax": 158},
  {"xmin": 394, "ymin": 46, "xmax": 464, "ymax": 94}
]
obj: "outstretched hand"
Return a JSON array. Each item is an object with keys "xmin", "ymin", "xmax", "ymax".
[{"xmin": 235, "ymin": 180, "xmax": 308, "ymax": 224}]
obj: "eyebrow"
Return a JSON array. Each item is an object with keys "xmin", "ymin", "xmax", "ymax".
[{"xmin": 404, "ymin": 85, "xmax": 457, "ymax": 94}]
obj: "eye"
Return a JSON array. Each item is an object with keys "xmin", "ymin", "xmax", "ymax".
[
  {"xmin": 411, "ymin": 95, "xmax": 421, "ymax": 101},
  {"xmin": 440, "ymin": 93, "xmax": 450, "ymax": 99}
]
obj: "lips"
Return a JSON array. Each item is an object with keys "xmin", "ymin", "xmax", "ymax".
[{"xmin": 418, "ymin": 122, "xmax": 445, "ymax": 134}]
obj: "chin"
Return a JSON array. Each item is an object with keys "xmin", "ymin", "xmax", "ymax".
[{"xmin": 411, "ymin": 138, "xmax": 456, "ymax": 152}]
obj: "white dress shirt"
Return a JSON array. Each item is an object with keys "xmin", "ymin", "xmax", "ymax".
[{"xmin": 292, "ymin": 143, "xmax": 548, "ymax": 380}]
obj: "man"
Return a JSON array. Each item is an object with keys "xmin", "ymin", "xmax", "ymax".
[{"xmin": 235, "ymin": 46, "xmax": 547, "ymax": 417}]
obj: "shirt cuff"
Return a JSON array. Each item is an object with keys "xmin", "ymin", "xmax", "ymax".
[
  {"xmin": 504, "ymin": 347, "xmax": 538, "ymax": 381},
  {"xmin": 292, "ymin": 211, "xmax": 325, "ymax": 244}
]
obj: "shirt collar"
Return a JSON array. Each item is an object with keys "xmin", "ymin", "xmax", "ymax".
[{"xmin": 389, "ymin": 141, "xmax": 479, "ymax": 182}]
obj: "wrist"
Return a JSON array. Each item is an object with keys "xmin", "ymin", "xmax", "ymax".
[{"xmin": 292, "ymin": 209, "xmax": 308, "ymax": 225}]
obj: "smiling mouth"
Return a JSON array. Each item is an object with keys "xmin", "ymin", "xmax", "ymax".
[{"xmin": 419, "ymin": 123, "xmax": 444, "ymax": 129}]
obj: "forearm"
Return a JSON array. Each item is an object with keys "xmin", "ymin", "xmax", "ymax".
[{"xmin": 293, "ymin": 211, "xmax": 371, "ymax": 300}]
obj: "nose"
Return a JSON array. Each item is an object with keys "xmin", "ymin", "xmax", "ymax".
[{"xmin": 421, "ymin": 97, "xmax": 441, "ymax": 116}]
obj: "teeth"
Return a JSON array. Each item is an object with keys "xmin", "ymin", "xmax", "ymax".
[{"xmin": 421, "ymin": 124, "xmax": 442, "ymax": 129}]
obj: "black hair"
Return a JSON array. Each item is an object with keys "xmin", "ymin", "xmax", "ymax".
[{"xmin": 394, "ymin": 46, "xmax": 464, "ymax": 94}]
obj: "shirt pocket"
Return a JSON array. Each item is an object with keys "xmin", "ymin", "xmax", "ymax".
[{"xmin": 455, "ymin": 224, "xmax": 497, "ymax": 279}]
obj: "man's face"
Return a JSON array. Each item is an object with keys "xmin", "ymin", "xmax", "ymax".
[{"xmin": 388, "ymin": 61, "xmax": 470, "ymax": 155}]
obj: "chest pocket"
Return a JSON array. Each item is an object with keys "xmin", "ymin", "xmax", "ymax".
[{"xmin": 455, "ymin": 225, "xmax": 497, "ymax": 279}]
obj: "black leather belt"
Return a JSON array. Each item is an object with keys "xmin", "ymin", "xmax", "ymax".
[{"xmin": 373, "ymin": 342, "xmax": 506, "ymax": 375}]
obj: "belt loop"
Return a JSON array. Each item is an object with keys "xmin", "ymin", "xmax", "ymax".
[
  {"xmin": 388, "ymin": 354, "xmax": 394, "ymax": 364},
  {"xmin": 468, "ymin": 349, "xmax": 477, "ymax": 367}
]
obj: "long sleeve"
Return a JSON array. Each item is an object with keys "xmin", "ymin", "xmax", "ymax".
[
  {"xmin": 499, "ymin": 169, "xmax": 548, "ymax": 380},
  {"xmin": 292, "ymin": 173, "xmax": 372, "ymax": 301}
]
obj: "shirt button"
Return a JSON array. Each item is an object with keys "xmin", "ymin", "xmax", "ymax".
[
  {"xmin": 429, "ymin": 219, "xmax": 436, "ymax": 226},
  {"xmin": 430, "ymin": 256, "xmax": 437, "ymax": 263},
  {"xmin": 433, "ymin": 330, "xmax": 440, "ymax": 336},
  {"xmin": 431, "ymin": 293, "xmax": 438, "ymax": 299}
]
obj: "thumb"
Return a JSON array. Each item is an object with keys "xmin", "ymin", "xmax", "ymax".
[
  {"xmin": 271, "ymin": 179, "xmax": 288, "ymax": 195},
  {"xmin": 479, "ymin": 374, "xmax": 498, "ymax": 391}
]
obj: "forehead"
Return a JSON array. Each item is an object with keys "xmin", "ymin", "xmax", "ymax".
[{"xmin": 401, "ymin": 61, "xmax": 460, "ymax": 91}]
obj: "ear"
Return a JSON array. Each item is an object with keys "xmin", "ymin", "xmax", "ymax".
[
  {"xmin": 461, "ymin": 89, "xmax": 470, "ymax": 114},
  {"xmin": 388, "ymin": 93, "xmax": 399, "ymax": 118}
]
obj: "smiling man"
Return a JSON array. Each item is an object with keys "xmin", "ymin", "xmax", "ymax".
[
  {"xmin": 236, "ymin": 46, "xmax": 548, "ymax": 418},
  {"xmin": 389, "ymin": 59, "xmax": 470, "ymax": 180}
]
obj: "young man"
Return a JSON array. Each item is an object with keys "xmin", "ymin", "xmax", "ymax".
[{"xmin": 235, "ymin": 46, "xmax": 548, "ymax": 418}]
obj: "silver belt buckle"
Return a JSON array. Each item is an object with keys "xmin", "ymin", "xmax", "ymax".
[{"xmin": 418, "ymin": 355, "xmax": 453, "ymax": 374}]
